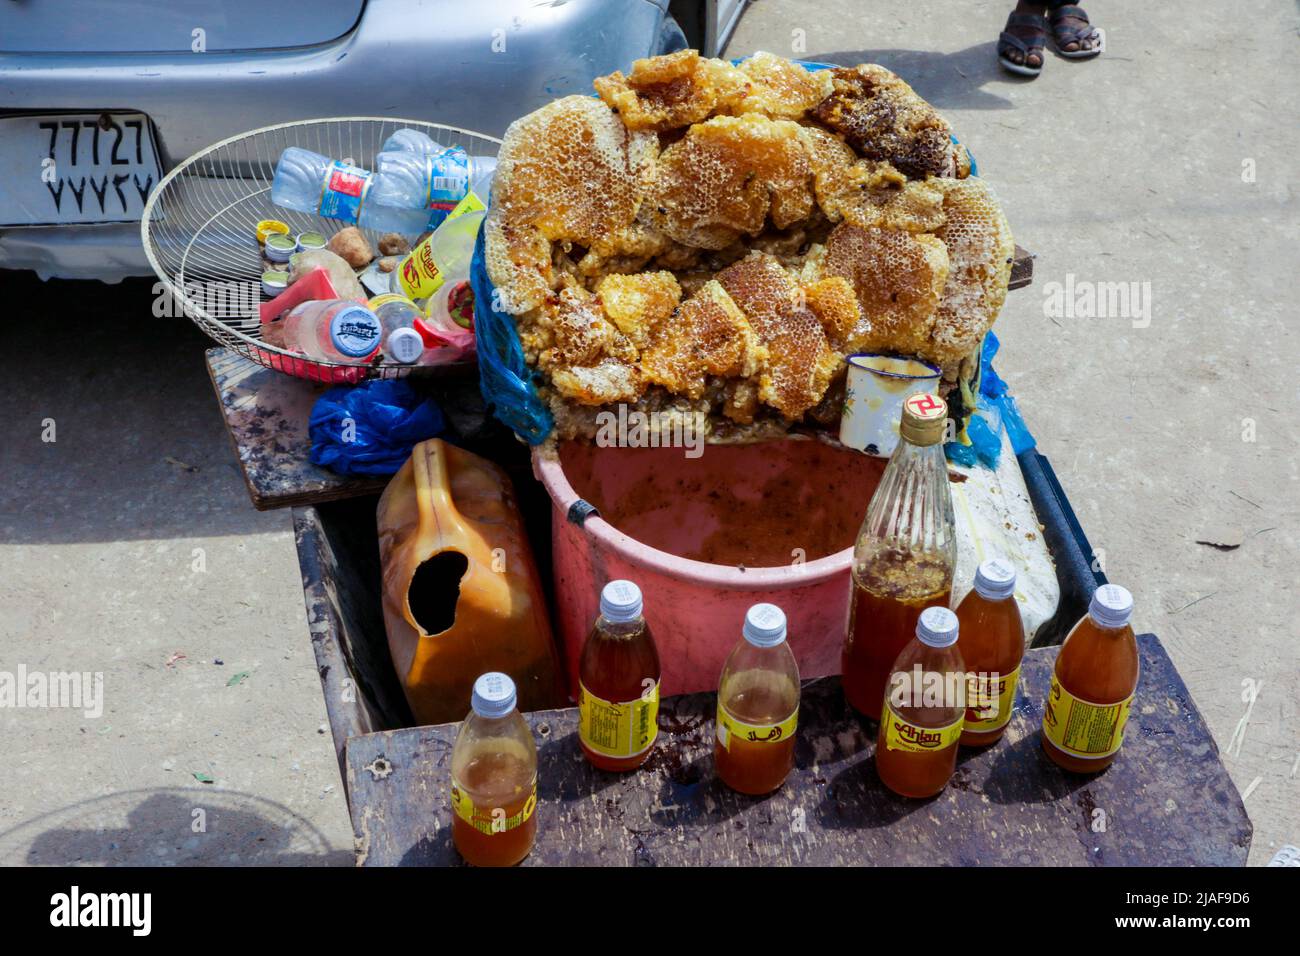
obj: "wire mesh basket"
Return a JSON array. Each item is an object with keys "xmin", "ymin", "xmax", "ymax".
[{"xmin": 141, "ymin": 117, "xmax": 502, "ymax": 384}]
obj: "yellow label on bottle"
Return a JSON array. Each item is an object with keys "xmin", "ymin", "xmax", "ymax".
[
  {"xmin": 393, "ymin": 190, "xmax": 487, "ymax": 301},
  {"xmin": 716, "ymin": 704, "xmax": 798, "ymax": 752},
  {"xmin": 578, "ymin": 680, "xmax": 659, "ymax": 759},
  {"xmin": 1041, "ymin": 673, "xmax": 1134, "ymax": 759},
  {"xmin": 882, "ymin": 708, "xmax": 964, "ymax": 753},
  {"xmin": 450, "ymin": 777, "xmax": 537, "ymax": 836},
  {"xmin": 964, "ymin": 665, "xmax": 1021, "ymax": 733}
]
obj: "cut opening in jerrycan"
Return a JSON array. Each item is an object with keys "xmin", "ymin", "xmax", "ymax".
[{"xmin": 377, "ymin": 438, "xmax": 565, "ymax": 726}]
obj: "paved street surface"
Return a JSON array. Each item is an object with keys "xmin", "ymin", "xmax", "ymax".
[{"xmin": 1, "ymin": 0, "xmax": 1295, "ymax": 865}]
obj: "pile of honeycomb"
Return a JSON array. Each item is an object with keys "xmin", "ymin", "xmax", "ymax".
[{"xmin": 484, "ymin": 50, "xmax": 1014, "ymax": 442}]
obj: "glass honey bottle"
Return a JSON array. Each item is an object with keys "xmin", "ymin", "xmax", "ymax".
[
  {"xmin": 955, "ymin": 558, "xmax": 1025, "ymax": 746},
  {"xmin": 1041, "ymin": 584, "xmax": 1140, "ymax": 773},
  {"xmin": 450, "ymin": 672, "xmax": 538, "ymax": 866},
  {"xmin": 876, "ymin": 606, "xmax": 965, "ymax": 799},
  {"xmin": 577, "ymin": 580, "xmax": 661, "ymax": 772},
  {"xmin": 715, "ymin": 603, "xmax": 801, "ymax": 795},
  {"xmin": 843, "ymin": 392, "xmax": 956, "ymax": 719}
]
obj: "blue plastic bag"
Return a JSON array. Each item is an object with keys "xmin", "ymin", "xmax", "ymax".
[{"xmin": 309, "ymin": 380, "xmax": 445, "ymax": 476}]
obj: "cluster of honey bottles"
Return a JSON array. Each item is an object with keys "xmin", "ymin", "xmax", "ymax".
[
  {"xmin": 450, "ymin": 582, "xmax": 803, "ymax": 865},
  {"xmin": 846, "ymin": 392, "xmax": 1140, "ymax": 797}
]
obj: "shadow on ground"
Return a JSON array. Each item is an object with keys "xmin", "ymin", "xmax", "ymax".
[
  {"xmin": 0, "ymin": 270, "xmax": 280, "ymax": 544},
  {"xmin": 814, "ymin": 44, "xmax": 1023, "ymax": 110},
  {"xmin": 0, "ymin": 787, "xmax": 352, "ymax": 866}
]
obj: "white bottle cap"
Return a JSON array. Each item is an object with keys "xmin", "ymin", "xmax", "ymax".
[
  {"xmin": 386, "ymin": 327, "xmax": 424, "ymax": 364},
  {"xmin": 916, "ymin": 606, "xmax": 959, "ymax": 648},
  {"xmin": 1089, "ymin": 584, "xmax": 1134, "ymax": 628},
  {"xmin": 471, "ymin": 672, "xmax": 517, "ymax": 718},
  {"xmin": 600, "ymin": 580, "xmax": 643, "ymax": 623},
  {"xmin": 973, "ymin": 558, "xmax": 1017, "ymax": 600},
  {"xmin": 743, "ymin": 603, "xmax": 787, "ymax": 648}
]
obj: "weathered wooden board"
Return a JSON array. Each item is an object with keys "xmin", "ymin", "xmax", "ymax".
[
  {"xmin": 206, "ymin": 348, "xmax": 388, "ymax": 510},
  {"xmin": 345, "ymin": 634, "xmax": 1250, "ymax": 866}
]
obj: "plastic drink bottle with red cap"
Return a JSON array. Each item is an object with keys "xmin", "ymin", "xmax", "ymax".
[
  {"xmin": 715, "ymin": 603, "xmax": 801, "ymax": 795},
  {"xmin": 1041, "ymin": 584, "xmax": 1140, "ymax": 773},
  {"xmin": 843, "ymin": 393, "xmax": 956, "ymax": 719},
  {"xmin": 450, "ymin": 672, "xmax": 538, "ymax": 867},
  {"xmin": 876, "ymin": 606, "xmax": 966, "ymax": 798}
]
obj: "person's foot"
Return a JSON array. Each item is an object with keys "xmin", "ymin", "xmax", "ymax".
[
  {"xmin": 998, "ymin": 12, "xmax": 1047, "ymax": 76},
  {"xmin": 1050, "ymin": 5, "xmax": 1101, "ymax": 58}
]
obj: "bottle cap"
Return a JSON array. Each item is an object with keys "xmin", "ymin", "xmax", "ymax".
[
  {"xmin": 385, "ymin": 327, "xmax": 424, "ymax": 364},
  {"xmin": 973, "ymin": 558, "xmax": 1017, "ymax": 600},
  {"xmin": 471, "ymin": 672, "xmax": 517, "ymax": 718},
  {"xmin": 600, "ymin": 580, "xmax": 643, "ymax": 623},
  {"xmin": 916, "ymin": 606, "xmax": 959, "ymax": 648},
  {"xmin": 1088, "ymin": 584, "xmax": 1133, "ymax": 628},
  {"xmin": 743, "ymin": 603, "xmax": 787, "ymax": 648},
  {"xmin": 328, "ymin": 305, "xmax": 382, "ymax": 358},
  {"xmin": 899, "ymin": 392, "xmax": 948, "ymax": 446},
  {"xmin": 256, "ymin": 219, "xmax": 290, "ymax": 245}
]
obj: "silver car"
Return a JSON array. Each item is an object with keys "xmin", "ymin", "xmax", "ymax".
[{"xmin": 0, "ymin": 0, "xmax": 747, "ymax": 282}]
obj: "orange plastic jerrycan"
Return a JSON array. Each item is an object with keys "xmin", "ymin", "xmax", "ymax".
[{"xmin": 378, "ymin": 438, "xmax": 564, "ymax": 725}]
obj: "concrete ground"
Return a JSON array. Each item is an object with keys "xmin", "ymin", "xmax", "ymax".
[{"xmin": 1, "ymin": 0, "xmax": 1295, "ymax": 866}]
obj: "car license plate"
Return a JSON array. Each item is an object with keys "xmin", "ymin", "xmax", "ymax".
[{"xmin": 0, "ymin": 112, "xmax": 163, "ymax": 226}]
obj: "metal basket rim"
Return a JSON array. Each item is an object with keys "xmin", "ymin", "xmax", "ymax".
[{"xmin": 140, "ymin": 116, "xmax": 502, "ymax": 376}]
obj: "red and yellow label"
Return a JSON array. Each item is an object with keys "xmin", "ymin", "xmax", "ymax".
[
  {"xmin": 578, "ymin": 680, "xmax": 659, "ymax": 759},
  {"xmin": 882, "ymin": 708, "xmax": 964, "ymax": 753},
  {"xmin": 450, "ymin": 777, "xmax": 537, "ymax": 836},
  {"xmin": 964, "ymin": 665, "xmax": 1021, "ymax": 734},
  {"xmin": 1041, "ymin": 673, "xmax": 1133, "ymax": 759},
  {"xmin": 716, "ymin": 705, "xmax": 798, "ymax": 751}
]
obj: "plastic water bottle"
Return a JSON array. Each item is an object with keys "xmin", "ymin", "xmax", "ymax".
[
  {"xmin": 380, "ymin": 128, "xmax": 499, "ymax": 228},
  {"xmin": 280, "ymin": 299, "xmax": 382, "ymax": 363},
  {"xmin": 270, "ymin": 147, "xmax": 428, "ymax": 235}
]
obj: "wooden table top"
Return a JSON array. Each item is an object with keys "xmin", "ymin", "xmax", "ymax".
[{"xmin": 344, "ymin": 633, "xmax": 1250, "ymax": 867}]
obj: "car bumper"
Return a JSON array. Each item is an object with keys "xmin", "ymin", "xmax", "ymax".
[{"xmin": 0, "ymin": 0, "xmax": 685, "ymax": 282}]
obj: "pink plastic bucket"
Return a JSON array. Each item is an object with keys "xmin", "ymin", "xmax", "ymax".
[{"xmin": 533, "ymin": 439, "xmax": 886, "ymax": 698}]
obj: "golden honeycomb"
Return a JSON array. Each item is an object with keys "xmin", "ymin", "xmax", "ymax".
[{"xmin": 485, "ymin": 52, "xmax": 1014, "ymax": 442}]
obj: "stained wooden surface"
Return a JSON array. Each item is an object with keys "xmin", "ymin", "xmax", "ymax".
[
  {"xmin": 206, "ymin": 348, "xmax": 387, "ymax": 511},
  {"xmin": 345, "ymin": 634, "xmax": 1250, "ymax": 866}
]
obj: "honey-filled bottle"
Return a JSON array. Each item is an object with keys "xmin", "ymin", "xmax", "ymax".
[
  {"xmin": 843, "ymin": 393, "xmax": 956, "ymax": 719},
  {"xmin": 577, "ymin": 580, "xmax": 661, "ymax": 772},
  {"xmin": 1041, "ymin": 584, "xmax": 1140, "ymax": 773},
  {"xmin": 956, "ymin": 558, "xmax": 1025, "ymax": 746},
  {"xmin": 876, "ymin": 606, "xmax": 965, "ymax": 799},
  {"xmin": 450, "ymin": 672, "xmax": 538, "ymax": 867},
  {"xmin": 715, "ymin": 604, "xmax": 801, "ymax": 795}
]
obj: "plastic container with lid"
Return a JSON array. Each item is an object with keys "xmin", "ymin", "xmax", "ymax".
[
  {"xmin": 450, "ymin": 672, "xmax": 538, "ymax": 867},
  {"xmin": 263, "ymin": 233, "xmax": 297, "ymax": 264},
  {"xmin": 955, "ymin": 557, "xmax": 1025, "ymax": 746},
  {"xmin": 1041, "ymin": 584, "xmax": 1139, "ymax": 773},
  {"xmin": 876, "ymin": 605, "xmax": 966, "ymax": 799},
  {"xmin": 715, "ymin": 603, "xmax": 801, "ymax": 795},
  {"xmin": 280, "ymin": 299, "xmax": 382, "ymax": 364},
  {"xmin": 577, "ymin": 580, "xmax": 662, "ymax": 772}
]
